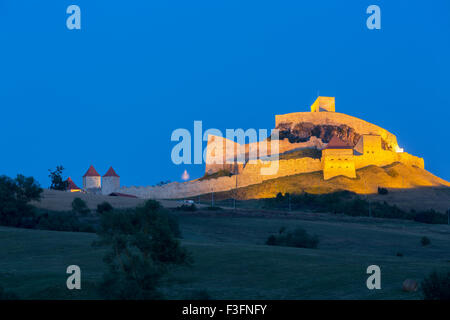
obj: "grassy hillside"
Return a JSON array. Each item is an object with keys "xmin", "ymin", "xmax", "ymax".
[
  {"xmin": 1, "ymin": 210, "xmax": 449, "ymax": 299},
  {"xmin": 205, "ymin": 163, "xmax": 450, "ymax": 212}
]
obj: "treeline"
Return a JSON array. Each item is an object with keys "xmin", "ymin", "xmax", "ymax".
[
  {"xmin": 0, "ymin": 174, "xmax": 94, "ymax": 232},
  {"xmin": 264, "ymin": 191, "xmax": 448, "ymax": 224}
]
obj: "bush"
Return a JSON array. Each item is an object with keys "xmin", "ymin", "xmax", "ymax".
[
  {"xmin": 263, "ymin": 191, "xmax": 448, "ymax": 224},
  {"xmin": 396, "ymin": 252, "xmax": 403, "ymax": 257},
  {"xmin": 377, "ymin": 187, "xmax": 388, "ymax": 195},
  {"xmin": 414, "ymin": 209, "xmax": 446, "ymax": 224},
  {"xmin": 97, "ymin": 202, "xmax": 113, "ymax": 214},
  {"xmin": 266, "ymin": 227, "xmax": 319, "ymax": 249},
  {"xmin": 265, "ymin": 235, "xmax": 277, "ymax": 246},
  {"xmin": 93, "ymin": 200, "xmax": 191, "ymax": 299},
  {"xmin": 421, "ymin": 271, "xmax": 450, "ymax": 300},
  {"xmin": 421, "ymin": 236, "xmax": 431, "ymax": 246},
  {"xmin": 72, "ymin": 197, "xmax": 90, "ymax": 215},
  {"xmin": 36, "ymin": 211, "xmax": 95, "ymax": 233}
]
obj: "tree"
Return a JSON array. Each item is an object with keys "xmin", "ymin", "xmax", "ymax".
[
  {"xmin": 93, "ymin": 200, "xmax": 191, "ymax": 299},
  {"xmin": 48, "ymin": 166, "xmax": 67, "ymax": 191},
  {"xmin": 97, "ymin": 202, "xmax": 114, "ymax": 214},
  {"xmin": 0, "ymin": 174, "xmax": 42, "ymax": 227},
  {"xmin": 72, "ymin": 197, "xmax": 90, "ymax": 215}
]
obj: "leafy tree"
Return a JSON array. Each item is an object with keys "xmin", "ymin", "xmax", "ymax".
[
  {"xmin": 48, "ymin": 166, "xmax": 67, "ymax": 191},
  {"xmin": 97, "ymin": 202, "xmax": 114, "ymax": 214},
  {"xmin": 72, "ymin": 197, "xmax": 90, "ymax": 216},
  {"xmin": 93, "ymin": 200, "xmax": 191, "ymax": 299},
  {"xmin": 0, "ymin": 174, "xmax": 42, "ymax": 227}
]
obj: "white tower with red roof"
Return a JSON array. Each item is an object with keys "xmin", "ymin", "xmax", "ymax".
[
  {"xmin": 101, "ymin": 167, "xmax": 120, "ymax": 195},
  {"xmin": 82, "ymin": 165, "xmax": 101, "ymax": 191}
]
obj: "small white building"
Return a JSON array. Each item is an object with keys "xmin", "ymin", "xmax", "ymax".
[
  {"xmin": 101, "ymin": 167, "xmax": 120, "ymax": 195},
  {"xmin": 82, "ymin": 165, "xmax": 101, "ymax": 191}
]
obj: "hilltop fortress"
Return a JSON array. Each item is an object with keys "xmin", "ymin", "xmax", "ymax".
[{"xmin": 117, "ymin": 97, "xmax": 425, "ymax": 199}]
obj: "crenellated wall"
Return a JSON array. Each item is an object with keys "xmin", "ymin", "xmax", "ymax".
[
  {"xmin": 117, "ymin": 157, "xmax": 322, "ymax": 199},
  {"xmin": 115, "ymin": 100, "xmax": 425, "ymax": 199},
  {"xmin": 115, "ymin": 148, "xmax": 423, "ymax": 199}
]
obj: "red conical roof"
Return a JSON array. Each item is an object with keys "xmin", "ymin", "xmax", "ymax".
[
  {"xmin": 103, "ymin": 166, "xmax": 120, "ymax": 178},
  {"xmin": 83, "ymin": 165, "xmax": 101, "ymax": 177},
  {"xmin": 326, "ymin": 136, "xmax": 353, "ymax": 149},
  {"xmin": 66, "ymin": 177, "xmax": 80, "ymax": 190}
]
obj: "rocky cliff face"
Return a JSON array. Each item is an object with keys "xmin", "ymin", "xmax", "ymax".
[
  {"xmin": 276, "ymin": 122, "xmax": 390, "ymax": 150},
  {"xmin": 276, "ymin": 122, "xmax": 361, "ymax": 145}
]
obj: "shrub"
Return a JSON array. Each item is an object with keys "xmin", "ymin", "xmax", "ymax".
[
  {"xmin": 97, "ymin": 202, "xmax": 113, "ymax": 214},
  {"xmin": 377, "ymin": 187, "xmax": 388, "ymax": 195},
  {"xmin": 265, "ymin": 235, "xmax": 277, "ymax": 246},
  {"xmin": 36, "ymin": 211, "xmax": 95, "ymax": 233},
  {"xmin": 263, "ymin": 191, "xmax": 447, "ymax": 224},
  {"xmin": 421, "ymin": 236, "xmax": 431, "ymax": 246},
  {"xmin": 414, "ymin": 210, "xmax": 446, "ymax": 224},
  {"xmin": 396, "ymin": 252, "xmax": 403, "ymax": 257},
  {"xmin": 72, "ymin": 197, "xmax": 90, "ymax": 215},
  {"xmin": 93, "ymin": 200, "xmax": 191, "ymax": 299},
  {"xmin": 266, "ymin": 227, "xmax": 319, "ymax": 249},
  {"xmin": 421, "ymin": 271, "xmax": 450, "ymax": 300}
]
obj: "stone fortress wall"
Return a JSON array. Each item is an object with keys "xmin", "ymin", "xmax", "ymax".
[{"xmin": 115, "ymin": 97, "xmax": 425, "ymax": 199}]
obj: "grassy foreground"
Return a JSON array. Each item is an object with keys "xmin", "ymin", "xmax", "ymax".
[{"xmin": 0, "ymin": 211, "xmax": 449, "ymax": 299}]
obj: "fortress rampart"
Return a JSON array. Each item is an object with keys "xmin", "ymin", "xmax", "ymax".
[{"xmin": 115, "ymin": 97, "xmax": 426, "ymax": 199}]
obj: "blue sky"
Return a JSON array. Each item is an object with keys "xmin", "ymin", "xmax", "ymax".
[{"xmin": 0, "ymin": 1, "xmax": 449, "ymax": 188}]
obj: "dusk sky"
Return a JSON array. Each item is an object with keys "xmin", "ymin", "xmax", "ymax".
[{"xmin": 0, "ymin": 1, "xmax": 449, "ymax": 188}]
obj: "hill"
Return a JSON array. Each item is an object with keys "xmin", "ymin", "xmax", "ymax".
[
  {"xmin": 207, "ymin": 162, "xmax": 450, "ymax": 212},
  {"xmin": 1, "ymin": 208, "xmax": 449, "ymax": 299},
  {"xmin": 32, "ymin": 189, "xmax": 185, "ymax": 212}
]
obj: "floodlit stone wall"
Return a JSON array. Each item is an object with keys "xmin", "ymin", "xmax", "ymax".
[
  {"xmin": 102, "ymin": 176, "xmax": 120, "ymax": 195},
  {"xmin": 322, "ymin": 149, "xmax": 356, "ymax": 180},
  {"xmin": 83, "ymin": 176, "xmax": 101, "ymax": 190}
]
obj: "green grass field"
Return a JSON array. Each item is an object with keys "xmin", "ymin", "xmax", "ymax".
[{"xmin": 1, "ymin": 210, "xmax": 449, "ymax": 299}]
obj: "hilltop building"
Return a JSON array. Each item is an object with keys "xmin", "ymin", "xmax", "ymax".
[
  {"xmin": 101, "ymin": 167, "xmax": 120, "ymax": 195},
  {"xmin": 66, "ymin": 177, "xmax": 82, "ymax": 193},
  {"xmin": 115, "ymin": 96, "xmax": 429, "ymax": 199},
  {"xmin": 322, "ymin": 136, "xmax": 356, "ymax": 180},
  {"xmin": 83, "ymin": 165, "xmax": 101, "ymax": 191},
  {"xmin": 81, "ymin": 165, "xmax": 120, "ymax": 194}
]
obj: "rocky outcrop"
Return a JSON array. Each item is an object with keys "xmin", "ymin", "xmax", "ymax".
[{"xmin": 277, "ymin": 122, "xmax": 361, "ymax": 146}]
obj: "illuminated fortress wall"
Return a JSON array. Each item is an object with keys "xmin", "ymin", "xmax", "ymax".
[
  {"xmin": 322, "ymin": 148, "xmax": 356, "ymax": 180},
  {"xmin": 115, "ymin": 97, "xmax": 425, "ymax": 198}
]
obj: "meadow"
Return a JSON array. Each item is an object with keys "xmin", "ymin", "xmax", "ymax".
[{"xmin": 1, "ymin": 208, "xmax": 449, "ymax": 299}]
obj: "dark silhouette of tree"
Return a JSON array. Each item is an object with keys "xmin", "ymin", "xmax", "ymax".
[
  {"xmin": 93, "ymin": 200, "xmax": 191, "ymax": 299},
  {"xmin": 48, "ymin": 166, "xmax": 67, "ymax": 191},
  {"xmin": 0, "ymin": 174, "xmax": 42, "ymax": 227}
]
